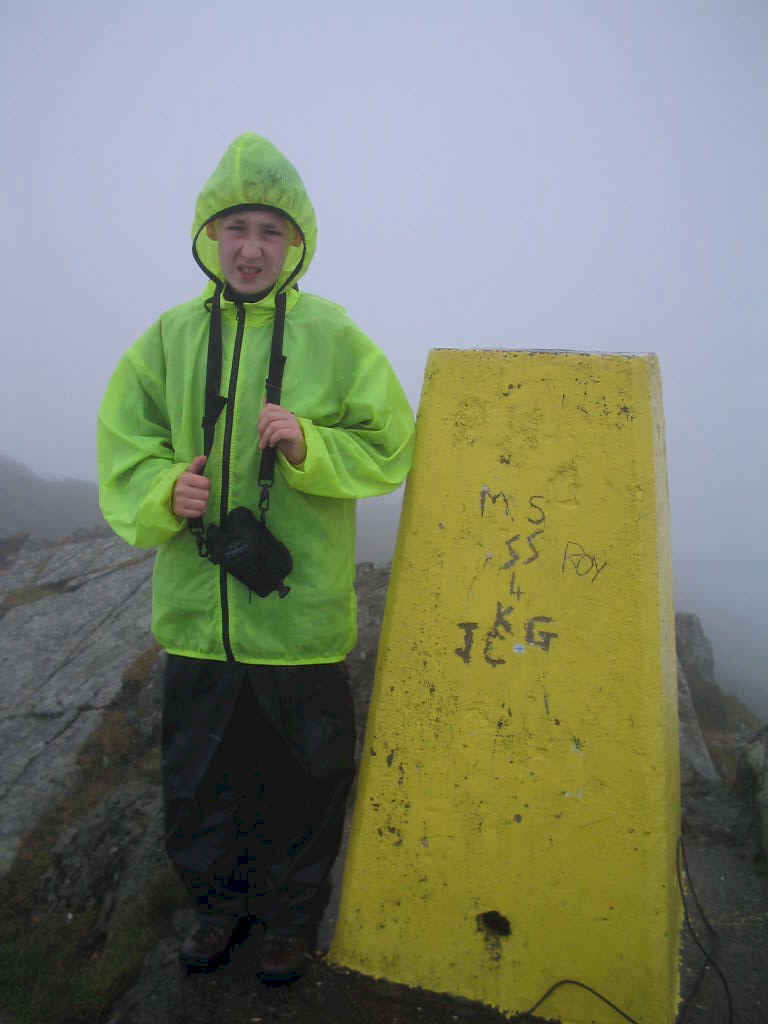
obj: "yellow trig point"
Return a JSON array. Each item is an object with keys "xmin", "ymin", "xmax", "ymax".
[{"xmin": 331, "ymin": 350, "xmax": 682, "ymax": 1024}]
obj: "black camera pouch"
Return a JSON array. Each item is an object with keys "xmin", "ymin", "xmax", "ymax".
[{"xmin": 204, "ymin": 507, "xmax": 292, "ymax": 599}]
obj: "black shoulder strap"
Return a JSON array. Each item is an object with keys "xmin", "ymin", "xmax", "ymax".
[
  {"xmin": 258, "ymin": 289, "xmax": 288, "ymax": 490},
  {"xmin": 188, "ymin": 284, "xmax": 226, "ymax": 548},
  {"xmin": 202, "ymin": 283, "xmax": 227, "ymax": 458}
]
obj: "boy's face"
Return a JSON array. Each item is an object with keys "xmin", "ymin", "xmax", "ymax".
[{"xmin": 210, "ymin": 208, "xmax": 294, "ymax": 296}]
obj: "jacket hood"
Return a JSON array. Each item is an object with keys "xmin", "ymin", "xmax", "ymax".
[{"xmin": 192, "ymin": 133, "xmax": 317, "ymax": 295}]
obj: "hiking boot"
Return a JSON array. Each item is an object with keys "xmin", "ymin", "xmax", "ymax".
[
  {"xmin": 180, "ymin": 916, "xmax": 233, "ymax": 971},
  {"xmin": 258, "ymin": 933, "xmax": 311, "ymax": 983}
]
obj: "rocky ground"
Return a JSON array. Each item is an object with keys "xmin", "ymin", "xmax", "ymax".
[
  {"xmin": 103, "ymin": 780, "xmax": 766, "ymax": 1024},
  {"xmin": 679, "ymin": 837, "xmax": 767, "ymax": 1024},
  {"xmin": 676, "ymin": 782, "xmax": 768, "ymax": 1024},
  {"xmin": 160, "ymin": 947, "xmax": 519, "ymax": 1024},
  {"xmin": 1, "ymin": 539, "xmax": 766, "ymax": 1024}
]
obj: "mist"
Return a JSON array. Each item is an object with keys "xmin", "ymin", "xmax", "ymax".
[{"xmin": 2, "ymin": 1, "xmax": 765, "ymax": 716}]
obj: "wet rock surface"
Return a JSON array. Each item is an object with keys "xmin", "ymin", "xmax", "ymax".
[
  {"xmin": 0, "ymin": 538, "xmax": 766, "ymax": 1023},
  {"xmin": 678, "ymin": 658, "xmax": 720, "ymax": 786},
  {"xmin": 0, "ymin": 534, "xmax": 154, "ymax": 875},
  {"xmin": 676, "ymin": 612, "xmax": 727, "ymax": 731},
  {"xmin": 680, "ymin": 797, "xmax": 768, "ymax": 1023},
  {"xmin": 736, "ymin": 725, "xmax": 768, "ymax": 862}
]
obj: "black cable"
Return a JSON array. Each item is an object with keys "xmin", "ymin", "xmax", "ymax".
[
  {"xmin": 506, "ymin": 835, "xmax": 737, "ymax": 1024},
  {"xmin": 675, "ymin": 835, "xmax": 734, "ymax": 1024},
  {"xmin": 515, "ymin": 978, "xmax": 641, "ymax": 1022},
  {"xmin": 678, "ymin": 835, "xmax": 715, "ymax": 937},
  {"xmin": 323, "ymin": 833, "xmax": 742, "ymax": 1024},
  {"xmin": 676, "ymin": 834, "xmax": 716, "ymax": 1021}
]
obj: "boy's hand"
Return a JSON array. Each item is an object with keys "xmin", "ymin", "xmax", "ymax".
[
  {"xmin": 173, "ymin": 456, "xmax": 211, "ymax": 518},
  {"xmin": 258, "ymin": 404, "xmax": 307, "ymax": 466}
]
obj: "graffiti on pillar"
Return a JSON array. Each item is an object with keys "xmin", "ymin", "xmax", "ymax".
[
  {"xmin": 455, "ymin": 621, "xmax": 480, "ymax": 664},
  {"xmin": 455, "ymin": 487, "xmax": 605, "ymax": 666},
  {"xmin": 561, "ymin": 540, "xmax": 608, "ymax": 583}
]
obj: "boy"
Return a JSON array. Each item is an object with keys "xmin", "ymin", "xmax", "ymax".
[{"xmin": 98, "ymin": 133, "xmax": 414, "ymax": 980}]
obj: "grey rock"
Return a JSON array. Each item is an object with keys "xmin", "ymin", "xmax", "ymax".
[
  {"xmin": 0, "ymin": 536, "xmax": 54, "ymax": 597},
  {"xmin": 41, "ymin": 779, "xmax": 164, "ymax": 917},
  {"xmin": 677, "ymin": 658, "xmax": 719, "ymax": 785},
  {"xmin": 346, "ymin": 560, "xmax": 391, "ymax": 753},
  {"xmin": 36, "ymin": 647, "xmax": 165, "ymax": 913},
  {"xmin": 736, "ymin": 725, "xmax": 768, "ymax": 860},
  {"xmin": 0, "ymin": 706, "xmax": 104, "ymax": 874},
  {"xmin": 104, "ymin": 938, "xmax": 183, "ymax": 1024},
  {"xmin": 676, "ymin": 611, "xmax": 716, "ymax": 679},
  {"xmin": 0, "ymin": 535, "xmax": 154, "ymax": 875},
  {"xmin": 681, "ymin": 772, "xmax": 753, "ymax": 847},
  {"xmin": 676, "ymin": 611, "xmax": 727, "ymax": 728}
]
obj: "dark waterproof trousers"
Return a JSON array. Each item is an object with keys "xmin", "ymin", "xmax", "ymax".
[{"xmin": 162, "ymin": 655, "xmax": 356, "ymax": 938}]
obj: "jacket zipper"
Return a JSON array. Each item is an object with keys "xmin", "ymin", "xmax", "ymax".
[{"xmin": 218, "ymin": 300, "xmax": 246, "ymax": 662}]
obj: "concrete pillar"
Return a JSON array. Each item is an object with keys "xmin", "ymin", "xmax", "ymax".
[{"xmin": 331, "ymin": 350, "xmax": 681, "ymax": 1023}]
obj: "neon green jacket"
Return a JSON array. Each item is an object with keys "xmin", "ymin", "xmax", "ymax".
[{"xmin": 98, "ymin": 134, "xmax": 414, "ymax": 664}]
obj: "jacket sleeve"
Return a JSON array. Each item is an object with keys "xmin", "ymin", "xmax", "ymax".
[
  {"xmin": 277, "ymin": 330, "xmax": 415, "ymax": 500},
  {"xmin": 97, "ymin": 331, "xmax": 188, "ymax": 549}
]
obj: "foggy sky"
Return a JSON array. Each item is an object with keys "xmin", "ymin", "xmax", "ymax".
[{"xmin": 2, "ymin": 1, "xmax": 766, "ymax": 712}]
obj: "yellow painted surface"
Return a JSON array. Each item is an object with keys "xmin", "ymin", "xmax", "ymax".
[{"xmin": 331, "ymin": 350, "xmax": 681, "ymax": 1023}]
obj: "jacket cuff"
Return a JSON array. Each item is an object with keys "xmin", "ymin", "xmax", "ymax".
[
  {"xmin": 135, "ymin": 462, "xmax": 189, "ymax": 544},
  {"xmin": 277, "ymin": 416, "xmax": 312, "ymax": 477}
]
